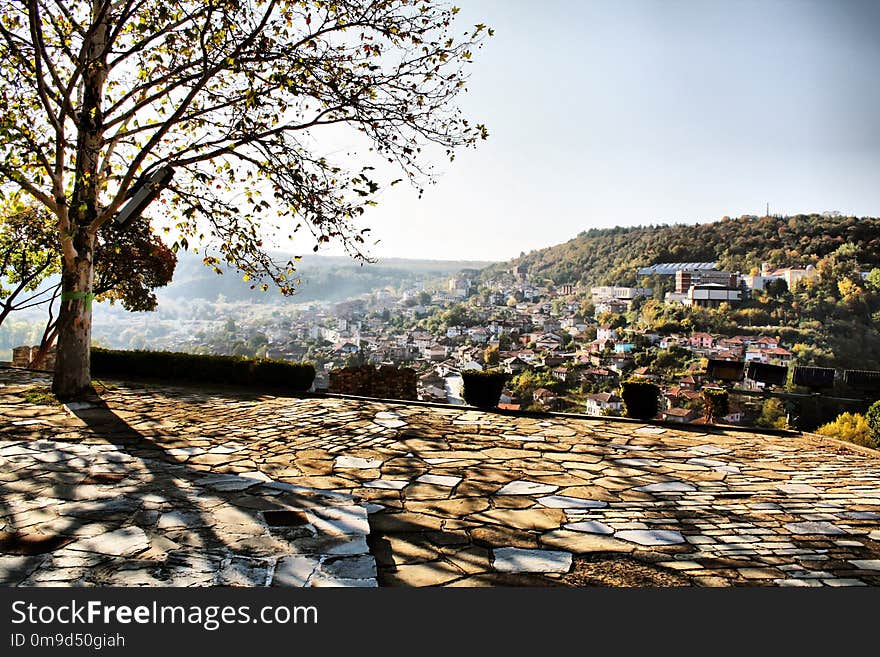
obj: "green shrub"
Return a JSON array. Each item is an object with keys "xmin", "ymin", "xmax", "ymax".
[
  {"xmin": 867, "ymin": 400, "xmax": 880, "ymax": 446},
  {"xmin": 91, "ymin": 348, "xmax": 315, "ymax": 392},
  {"xmin": 702, "ymin": 388, "xmax": 730, "ymax": 424},
  {"xmin": 461, "ymin": 370, "xmax": 507, "ymax": 408},
  {"xmin": 620, "ymin": 380, "xmax": 660, "ymax": 420},
  {"xmin": 817, "ymin": 412, "xmax": 877, "ymax": 449}
]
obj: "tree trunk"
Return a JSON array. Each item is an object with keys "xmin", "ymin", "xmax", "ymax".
[
  {"xmin": 51, "ymin": 2, "xmax": 108, "ymax": 401},
  {"xmin": 29, "ymin": 289, "xmax": 61, "ymax": 371},
  {"xmin": 52, "ymin": 236, "xmax": 96, "ymax": 400}
]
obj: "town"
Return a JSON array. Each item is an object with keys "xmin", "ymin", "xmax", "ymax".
[{"xmin": 81, "ymin": 256, "xmax": 865, "ymax": 431}]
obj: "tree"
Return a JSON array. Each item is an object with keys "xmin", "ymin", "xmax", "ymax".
[
  {"xmin": 0, "ymin": 201, "xmax": 59, "ymax": 328},
  {"xmin": 0, "ymin": 1, "xmax": 489, "ymax": 398},
  {"xmin": 764, "ymin": 278, "xmax": 788, "ymax": 298},
  {"xmin": 30, "ymin": 215, "xmax": 177, "ymax": 367},
  {"xmin": 483, "ymin": 343, "xmax": 499, "ymax": 366},
  {"xmin": 868, "ymin": 401, "xmax": 880, "ymax": 446},
  {"xmin": 816, "ymin": 243, "xmax": 863, "ymax": 297},
  {"xmin": 702, "ymin": 388, "xmax": 729, "ymax": 424},
  {"xmin": 756, "ymin": 398, "xmax": 787, "ymax": 429},
  {"xmin": 1, "ymin": 198, "xmax": 175, "ymax": 365},
  {"xmin": 816, "ymin": 412, "xmax": 876, "ymax": 449}
]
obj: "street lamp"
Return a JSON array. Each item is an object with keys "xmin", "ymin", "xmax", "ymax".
[{"xmin": 114, "ymin": 165, "xmax": 175, "ymax": 229}]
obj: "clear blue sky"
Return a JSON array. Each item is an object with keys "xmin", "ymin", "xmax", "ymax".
[{"xmin": 346, "ymin": 0, "xmax": 880, "ymax": 262}]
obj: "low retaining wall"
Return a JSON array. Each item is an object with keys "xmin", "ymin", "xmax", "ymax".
[
  {"xmin": 11, "ymin": 345, "xmax": 56, "ymax": 371},
  {"xmin": 328, "ymin": 365, "xmax": 417, "ymax": 401}
]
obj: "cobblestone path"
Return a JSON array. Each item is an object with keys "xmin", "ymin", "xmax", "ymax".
[{"xmin": 2, "ymin": 368, "xmax": 879, "ymax": 587}]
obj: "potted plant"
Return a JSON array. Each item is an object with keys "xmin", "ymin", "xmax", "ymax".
[
  {"xmin": 702, "ymin": 388, "xmax": 729, "ymax": 424},
  {"xmin": 620, "ymin": 380, "xmax": 660, "ymax": 420},
  {"xmin": 461, "ymin": 370, "xmax": 507, "ymax": 408}
]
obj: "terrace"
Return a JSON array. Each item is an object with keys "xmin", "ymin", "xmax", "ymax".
[{"xmin": 1, "ymin": 367, "xmax": 879, "ymax": 587}]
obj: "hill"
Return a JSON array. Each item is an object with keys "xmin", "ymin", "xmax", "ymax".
[
  {"xmin": 484, "ymin": 214, "xmax": 880, "ymax": 286},
  {"xmin": 161, "ymin": 252, "xmax": 494, "ymax": 304},
  {"xmin": 483, "ymin": 213, "xmax": 880, "ymax": 370}
]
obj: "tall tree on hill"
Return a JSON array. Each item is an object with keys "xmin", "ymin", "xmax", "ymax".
[{"xmin": 0, "ymin": 0, "xmax": 489, "ymax": 398}]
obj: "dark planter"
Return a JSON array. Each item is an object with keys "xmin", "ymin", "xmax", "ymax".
[
  {"xmin": 843, "ymin": 369, "xmax": 880, "ymax": 389},
  {"xmin": 792, "ymin": 366, "xmax": 835, "ymax": 390},
  {"xmin": 746, "ymin": 361, "xmax": 788, "ymax": 387},
  {"xmin": 461, "ymin": 371, "xmax": 507, "ymax": 408},
  {"xmin": 706, "ymin": 359, "xmax": 745, "ymax": 383},
  {"xmin": 620, "ymin": 380, "xmax": 660, "ymax": 420},
  {"xmin": 702, "ymin": 388, "xmax": 730, "ymax": 424}
]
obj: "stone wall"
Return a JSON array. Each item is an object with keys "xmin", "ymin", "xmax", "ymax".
[
  {"xmin": 328, "ymin": 365, "xmax": 417, "ymax": 401},
  {"xmin": 11, "ymin": 345, "xmax": 56, "ymax": 371}
]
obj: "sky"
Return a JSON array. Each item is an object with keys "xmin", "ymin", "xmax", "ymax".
[{"xmin": 329, "ymin": 0, "xmax": 880, "ymax": 263}]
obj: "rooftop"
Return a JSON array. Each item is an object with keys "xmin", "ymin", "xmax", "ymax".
[
  {"xmin": 637, "ymin": 262, "xmax": 718, "ymax": 276},
  {"xmin": 1, "ymin": 367, "xmax": 879, "ymax": 587}
]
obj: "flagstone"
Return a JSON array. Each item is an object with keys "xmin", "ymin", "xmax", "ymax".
[
  {"xmin": 415, "ymin": 474, "xmax": 462, "ymax": 487},
  {"xmin": 5, "ymin": 367, "xmax": 880, "ymax": 588},
  {"xmin": 537, "ymin": 495, "xmax": 608, "ymax": 509},
  {"xmin": 335, "ymin": 456, "xmax": 383, "ymax": 469},
  {"xmin": 563, "ymin": 520, "xmax": 614, "ymax": 535},
  {"xmin": 272, "ymin": 556, "xmax": 320, "ymax": 586},
  {"xmin": 778, "ymin": 483, "xmax": 822, "ymax": 495},
  {"xmin": 471, "ymin": 508, "xmax": 566, "ymax": 531},
  {"xmin": 320, "ymin": 555, "xmax": 377, "ymax": 580},
  {"xmin": 616, "ymin": 530, "xmax": 686, "ymax": 546},
  {"xmin": 689, "ymin": 445, "xmax": 729, "ymax": 455},
  {"xmin": 307, "ymin": 506, "xmax": 370, "ymax": 536},
  {"xmin": 405, "ymin": 498, "xmax": 490, "ymax": 516},
  {"xmin": 496, "ymin": 480, "xmax": 559, "ymax": 496},
  {"xmin": 635, "ymin": 481, "xmax": 697, "ymax": 493},
  {"xmin": 382, "ymin": 560, "xmax": 464, "ymax": 586},
  {"xmin": 364, "ymin": 479, "xmax": 409, "ymax": 490},
  {"xmin": 784, "ymin": 521, "xmax": 846, "ymax": 536},
  {"xmin": 492, "ymin": 547, "xmax": 572, "ymax": 573},
  {"xmin": 67, "ymin": 527, "xmax": 151, "ymax": 557},
  {"xmin": 540, "ymin": 529, "xmax": 634, "ymax": 553},
  {"xmin": 846, "ymin": 512, "xmax": 880, "ymax": 520}
]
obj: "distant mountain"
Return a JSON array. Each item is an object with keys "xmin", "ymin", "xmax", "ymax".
[
  {"xmin": 160, "ymin": 251, "xmax": 494, "ymax": 304},
  {"xmin": 483, "ymin": 214, "xmax": 880, "ymax": 286}
]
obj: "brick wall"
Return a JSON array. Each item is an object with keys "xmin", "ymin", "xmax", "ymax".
[
  {"xmin": 11, "ymin": 345, "xmax": 57, "ymax": 371},
  {"xmin": 12, "ymin": 346, "xmax": 31, "ymax": 367},
  {"xmin": 328, "ymin": 365, "xmax": 417, "ymax": 400}
]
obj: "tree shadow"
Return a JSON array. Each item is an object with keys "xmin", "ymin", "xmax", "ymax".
[
  {"xmin": 3, "ymin": 371, "xmax": 878, "ymax": 588},
  {"xmin": 0, "ymin": 386, "xmax": 369, "ymax": 587}
]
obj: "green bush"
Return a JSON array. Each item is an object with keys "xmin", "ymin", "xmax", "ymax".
[
  {"xmin": 702, "ymin": 388, "xmax": 730, "ymax": 424},
  {"xmin": 91, "ymin": 348, "xmax": 315, "ymax": 392},
  {"xmin": 817, "ymin": 412, "xmax": 877, "ymax": 449},
  {"xmin": 620, "ymin": 380, "xmax": 660, "ymax": 420},
  {"xmin": 867, "ymin": 400, "xmax": 880, "ymax": 446},
  {"xmin": 461, "ymin": 370, "xmax": 507, "ymax": 408}
]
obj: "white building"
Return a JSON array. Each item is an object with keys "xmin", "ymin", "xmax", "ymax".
[{"xmin": 687, "ymin": 284, "xmax": 742, "ymax": 308}]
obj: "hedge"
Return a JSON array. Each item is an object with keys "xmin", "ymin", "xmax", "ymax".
[
  {"xmin": 91, "ymin": 348, "xmax": 315, "ymax": 392},
  {"xmin": 461, "ymin": 370, "xmax": 507, "ymax": 408},
  {"xmin": 620, "ymin": 380, "xmax": 660, "ymax": 420},
  {"xmin": 867, "ymin": 400, "xmax": 880, "ymax": 446}
]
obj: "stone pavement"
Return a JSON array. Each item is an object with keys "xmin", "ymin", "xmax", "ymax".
[{"xmin": 2, "ymin": 367, "xmax": 879, "ymax": 587}]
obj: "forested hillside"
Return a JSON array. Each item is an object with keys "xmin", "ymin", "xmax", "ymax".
[
  {"xmin": 484, "ymin": 214, "xmax": 880, "ymax": 369},
  {"xmin": 485, "ymin": 214, "xmax": 880, "ymax": 286}
]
